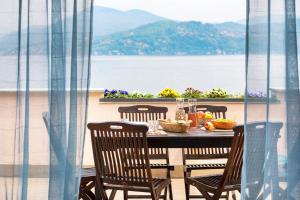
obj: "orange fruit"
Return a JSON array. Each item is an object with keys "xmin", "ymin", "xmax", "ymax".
[{"xmin": 197, "ymin": 111, "xmax": 205, "ymax": 118}]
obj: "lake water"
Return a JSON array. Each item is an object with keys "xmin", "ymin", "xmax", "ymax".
[
  {"xmin": 1, "ymin": 55, "xmax": 287, "ymax": 94},
  {"xmin": 91, "ymin": 55, "xmax": 246, "ymax": 94}
]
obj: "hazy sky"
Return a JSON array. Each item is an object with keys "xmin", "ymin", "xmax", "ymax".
[{"xmin": 94, "ymin": 0, "xmax": 246, "ymax": 23}]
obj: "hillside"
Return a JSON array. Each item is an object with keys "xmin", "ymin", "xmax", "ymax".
[
  {"xmin": 92, "ymin": 20, "xmax": 246, "ymax": 55},
  {"xmin": 93, "ymin": 6, "xmax": 167, "ymax": 36},
  {"xmin": 0, "ymin": 7, "xmax": 166, "ymax": 55}
]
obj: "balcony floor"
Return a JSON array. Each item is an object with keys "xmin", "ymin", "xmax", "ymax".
[
  {"xmin": 110, "ymin": 178, "xmax": 240, "ymax": 200},
  {"xmin": 0, "ymin": 178, "xmax": 240, "ymax": 200}
]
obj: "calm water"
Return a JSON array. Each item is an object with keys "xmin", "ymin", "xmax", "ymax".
[
  {"xmin": 1, "ymin": 55, "xmax": 287, "ymax": 93},
  {"xmin": 91, "ymin": 55, "xmax": 246, "ymax": 94}
]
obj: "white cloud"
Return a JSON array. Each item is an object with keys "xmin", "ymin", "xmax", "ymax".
[{"xmin": 94, "ymin": 0, "xmax": 246, "ymax": 23}]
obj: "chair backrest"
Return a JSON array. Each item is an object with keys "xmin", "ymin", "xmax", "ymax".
[
  {"xmin": 206, "ymin": 105, "xmax": 227, "ymax": 119},
  {"xmin": 87, "ymin": 122, "xmax": 153, "ymax": 187},
  {"xmin": 118, "ymin": 105, "xmax": 169, "ymax": 160},
  {"xmin": 241, "ymin": 122, "xmax": 283, "ymax": 186},
  {"xmin": 184, "ymin": 105, "xmax": 227, "ymax": 119},
  {"xmin": 221, "ymin": 122, "xmax": 283, "ymax": 188},
  {"xmin": 221, "ymin": 124, "xmax": 244, "ymax": 187},
  {"xmin": 118, "ymin": 105, "xmax": 168, "ymax": 122}
]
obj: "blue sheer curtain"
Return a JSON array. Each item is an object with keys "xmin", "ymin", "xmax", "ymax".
[
  {"xmin": 0, "ymin": 0, "xmax": 93, "ymax": 199},
  {"xmin": 243, "ymin": 0, "xmax": 300, "ymax": 199}
]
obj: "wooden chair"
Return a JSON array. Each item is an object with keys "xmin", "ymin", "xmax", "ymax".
[
  {"xmin": 87, "ymin": 122, "xmax": 171, "ymax": 200},
  {"xmin": 118, "ymin": 105, "xmax": 174, "ymax": 200},
  {"xmin": 182, "ymin": 105, "xmax": 229, "ymax": 199},
  {"xmin": 185, "ymin": 124, "xmax": 244, "ymax": 200},
  {"xmin": 242, "ymin": 122, "xmax": 283, "ymax": 199},
  {"xmin": 42, "ymin": 112, "xmax": 99, "ymax": 200}
]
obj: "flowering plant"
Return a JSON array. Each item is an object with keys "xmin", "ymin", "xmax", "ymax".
[
  {"xmin": 202, "ymin": 88, "xmax": 229, "ymax": 98},
  {"xmin": 128, "ymin": 90, "xmax": 154, "ymax": 98},
  {"xmin": 181, "ymin": 87, "xmax": 203, "ymax": 98},
  {"xmin": 247, "ymin": 91, "xmax": 267, "ymax": 98},
  {"xmin": 228, "ymin": 93, "xmax": 244, "ymax": 98},
  {"xmin": 158, "ymin": 88, "xmax": 180, "ymax": 98},
  {"xmin": 104, "ymin": 89, "xmax": 129, "ymax": 98}
]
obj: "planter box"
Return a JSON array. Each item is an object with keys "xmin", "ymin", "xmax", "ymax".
[{"xmin": 99, "ymin": 97, "xmax": 277, "ymax": 103}]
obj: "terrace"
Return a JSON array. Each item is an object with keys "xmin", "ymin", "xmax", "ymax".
[
  {"xmin": 0, "ymin": 0, "xmax": 299, "ymax": 200},
  {"xmin": 0, "ymin": 87, "xmax": 284, "ymax": 199}
]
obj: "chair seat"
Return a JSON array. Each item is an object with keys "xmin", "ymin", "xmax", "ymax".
[
  {"xmin": 81, "ymin": 167, "xmax": 96, "ymax": 181},
  {"xmin": 125, "ymin": 164, "xmax": 174, "ymax": 171},
  {"xmin": 150, "ymin": 163, "xmax": 175, "ymax": 170},
  {"xmin": 187, "ymin": 175, "xmax": 240, "ymax": 192},
  {"xmin": 104, "ymin": 177, "xmax": 170, "ymax": 192},
  {"xmin": 186, "ymin": 163, "xmax": 226, "ymax": 171}
]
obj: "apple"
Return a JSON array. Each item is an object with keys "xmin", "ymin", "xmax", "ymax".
[{"xmin": 204, "ymin": 122, "xmax": 215, "ymax": 131}]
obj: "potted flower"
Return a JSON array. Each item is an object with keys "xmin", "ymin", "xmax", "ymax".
[{"xmin": 158, "ymin": 88, "xmax": 180, "ymax": 98}]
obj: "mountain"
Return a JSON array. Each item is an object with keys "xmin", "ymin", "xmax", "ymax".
[
  {"xmin": 0, "ymin": 7, "xmax": 167, "ymax": 55},
  {"xmin": 2, "ymin": 7, "xmax": 300, "ymax": 56},
  {"xmin": 92, "ymin": 20, "xmax": 246, "ymax": 55},
  {"xmin": 93, "ymin": 6, "xmax": 167, "ymax": 36}
]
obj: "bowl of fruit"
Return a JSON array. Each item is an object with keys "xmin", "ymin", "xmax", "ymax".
[
  {"xmin": 197, "ymin": 111, "xmax": 214, "ymax": 126},
  {"xmin": 212, "ymin": 118, "xmax": 237, "ymax": 130},
  {"xmin": 159, "ymin": 119, "xmax": 192, "ymax": 133}
]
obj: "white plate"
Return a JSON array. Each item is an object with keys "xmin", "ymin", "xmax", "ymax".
[{"xmin": 200, "ymin": 127, "xmax": 233, "ymax": 132}]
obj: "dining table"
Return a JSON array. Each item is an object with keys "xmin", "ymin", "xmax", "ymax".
[{"xmin": 147, "ymin": 128, "xmax": 234, "ymax": 148}]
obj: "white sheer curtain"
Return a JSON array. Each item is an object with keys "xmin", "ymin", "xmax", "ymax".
[
  {"xmin": 0, "ymin": 0, "xmax": 93, "ymax": 199},
  {"xmin": 243, "ymin": 0, "xmax": 300, "ymax": 199}
]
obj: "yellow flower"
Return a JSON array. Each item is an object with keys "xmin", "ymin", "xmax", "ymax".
[{"xmin": 158, "ymin": 88, "xmax": 180, "ymax": 98}]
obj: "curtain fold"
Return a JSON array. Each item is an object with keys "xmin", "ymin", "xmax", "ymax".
[
  {"xmin": 243, "ymin": 0, "xmax": 300, "ymax": 199},
  {"xmin": 0, "ymin": 0, "xmax": 93, "ymax": 199}
]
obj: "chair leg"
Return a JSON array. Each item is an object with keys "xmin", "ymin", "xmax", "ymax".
[
  {"xmin": 86, "ymin": 190, "xmax": 96, "ymax": 200},
  {"xmin": 202, "ymin": 191, "xmax": 212, "ymax": 200},
  {"xmin": 232, "ymin": 191, "xmax": 237, "ymax": 200},
  {"xmin": 79, "ymin": 193, "xmax": 91, "ymax": 200},
  {"xmin": 166, "ymin": 169, "xmax": 173, "ymax": 200},
  {"xmin": 79, "ymin": 180, "xmax": 96, "ymax": 200},
  {"xmin": 212, "ymin": 192, "xmax": 222, "ymax": 200},
  {"xmin": 192, "ymin": 184, "xmax": 213, "ymax": 200},
  {"xmin": 184, "ymin": 171, "xmax": 190, "ymax": 200},
  {"xmin": 150, "ymin": 191, "xmax": 158, "ymax": 200},
  {"xmin": 123, "ymin": 190, "xmax": 128, "ymax": 200},
  {"xmin": 99, "ymin": 191, "xmax": 108, "ymax": 200},
  {"xmin": 162, "ymin": 187, "xmax": 167, "ymax": 200},
  {"xmin": 168, "ymin": 181, "xmax": 173, "ymax": 200},
  {"xmin": 226, "ymin": 191, "xmax": 229, "ymax": 200},
  {"xmin": 109, "ymin": 190, "xmax": 117, "ymax": 200},
  {"xmin": 184, "ymin": 181, "xmax": 190, "ymax": 200},
  {"xmin": 97, "ymin": 182, "xmax": 108, "ymax": 200}
]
